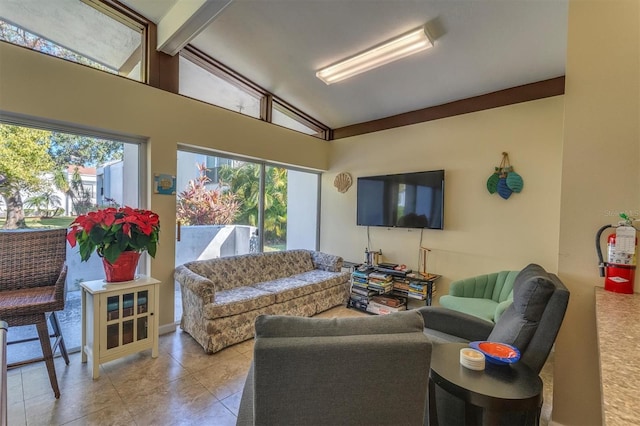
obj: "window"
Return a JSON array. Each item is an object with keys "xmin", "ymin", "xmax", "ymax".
[
  {"xmin": 179, "ymin": 46, "xmax": 331, "ymax": 139},
  {"xmin": 175, "ymin": 148, "xmax": 320, "ymax": 321},
  {"xmin": 179, "ymin": 53, "xmax": 261, "ymax": 118},
  {"xmin": 0, "ymin": 0, "xmax": 146, "ymax": 81},
  {"xmin": 272, "ymin": 100, "xmax": 327, "ymax": 138},
  {"xmin": 0, "ymin": 118, "xmax": 144, "ymax": 358}
]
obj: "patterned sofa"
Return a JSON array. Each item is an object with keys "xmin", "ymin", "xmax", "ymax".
[{"xmin": 174, "ymin": 249, "xmax": 350, "ymax": 353}]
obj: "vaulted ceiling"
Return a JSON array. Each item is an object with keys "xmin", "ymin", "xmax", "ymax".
[{"xmin": 121, "ymin": 0, "xmax": 569, "ymax": 130}]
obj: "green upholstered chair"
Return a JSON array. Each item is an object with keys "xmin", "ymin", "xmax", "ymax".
[{"xmin": 439, "ymin": 270, "xmax": 520, "ymax": 323}]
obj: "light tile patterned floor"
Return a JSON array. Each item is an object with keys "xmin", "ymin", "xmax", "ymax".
[{"xmin": 7, "ymin": 306, "xmax": 553, "ymax": 425}]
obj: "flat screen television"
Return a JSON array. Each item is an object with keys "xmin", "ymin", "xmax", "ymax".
[{"xmin": 356, "ymin": 170, "xmax": 444, "ymax": 229}]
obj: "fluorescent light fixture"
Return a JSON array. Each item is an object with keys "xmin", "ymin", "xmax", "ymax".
[{"xmin": 316, "ymin": 25, "xmax": 433, "ymax": 85}]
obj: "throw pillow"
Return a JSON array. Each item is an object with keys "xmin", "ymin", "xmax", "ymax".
[{"xmin": 487, "ymin": 263, "xmax": 556, "ymax": 351}]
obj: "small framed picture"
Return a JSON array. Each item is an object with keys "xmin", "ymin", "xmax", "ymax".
[{"xmin": 154, "ymin": 174, "xmax": 176, "ymax": 195}]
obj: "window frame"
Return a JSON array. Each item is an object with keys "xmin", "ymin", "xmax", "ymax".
[
  {"xmin": 0, "ymin": 0, "xmax": 152, "ymax": 83},
  {"xmin": 180, "ymin": 45, "xmax": 331, "ymax": 140},
  {"xmin": 177, "ymin": 144, "xmax": 321, "ymax": 252}
]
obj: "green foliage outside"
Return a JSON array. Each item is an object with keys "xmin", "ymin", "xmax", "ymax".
[
  {"xmin": 24, "ymin": 190, "xmax": 63, "ymax": 217},
  {"xmin": 218, "ymin": 163, "xmax": 288, "ymax": 246},
  {"xmin": 176, "ymin": 163, "xmax": 240, "ymax": 225},
  {"xmin": 176, "ymin": 162, "xmax": 289, "ymax": 246},
  {"xmin": 0, "ymin": 123, "xmax": 123, "ymax": 229},
  {"xmin": 0, "ymin": 125, "xmax": 55, "ymax": 228},
  {"xmin": 0, "ymin": 216, "xmax": 74, "ymax": 229}
]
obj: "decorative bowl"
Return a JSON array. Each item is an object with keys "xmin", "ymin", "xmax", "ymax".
[{"xmin": 469, "ymin": 341, "xmax": 521, "ymax": 365}]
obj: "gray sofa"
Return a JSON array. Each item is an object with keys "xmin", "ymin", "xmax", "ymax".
[
  {"xmin": 174, "ymin": 249, "xmax": 350, "ymax": 353},
  {"xmin": 236, "ymin": 311, "xmax": 433, "ymax": 426}
]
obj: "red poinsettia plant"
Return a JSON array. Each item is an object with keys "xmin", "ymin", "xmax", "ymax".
[{"xmin": 67, "ymin": 206, "xmax": 160, "ymax": 264}]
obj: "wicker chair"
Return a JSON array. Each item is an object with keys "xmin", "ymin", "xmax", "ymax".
[{"xmin": 0, "ymin": 229, "xmax": 70, "ymax": 398}]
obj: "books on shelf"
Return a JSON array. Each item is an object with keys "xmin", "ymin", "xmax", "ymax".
[
  {"xmin": 368, "ymin": 272, "xmax": 392, "ymax": 282},
  {"xmin": 375, "ymin": 267, "xmax": 411, "ymax": 277},
  {"xmin": 352, "ymin": 270, "xmax": 371, "ymax": 280},
  {"xmin": 352, "ymin": 276, "xmax": 368, "ymax": 286},
  {"xmin": 349, "ymin": 266, "xmax": 440, "ymax": 314},
  {"xmin": 367, "ymin": 282, "xmax": 393, "ymax": 294},
  {"xmin": 392, "ymin": 289, "xmax": 427, "ymax": 301},
  {"xmin": 351, "ymin": 285, "xmax": 377, "ymax": 297},
  {"xmin": 392, "ymin": 282, "xmax": 411, "ymax": 291}
]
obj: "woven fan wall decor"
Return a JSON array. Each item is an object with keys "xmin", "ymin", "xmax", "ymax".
[{"xmin": 486, "ymin": 152, "xmax": 524, "ymax": 200}]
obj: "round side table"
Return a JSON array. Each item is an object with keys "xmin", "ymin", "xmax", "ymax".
[{"xmin": 428, "ymin": 343, "xmax": 543, "ymax": 426}]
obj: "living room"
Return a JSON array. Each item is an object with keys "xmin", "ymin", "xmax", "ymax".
[{"xmin": 0, "ymin": 1, "xmax": 638, "ymax": 425}]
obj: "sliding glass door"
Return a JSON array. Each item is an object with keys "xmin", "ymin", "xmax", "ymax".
[
  {"xmin": 0, "ymin": 121, "xmax": 142, "ymax": 360},
  {"xmin": 174, "ymin": 148, "xmax": 320, "ymax": 321}
]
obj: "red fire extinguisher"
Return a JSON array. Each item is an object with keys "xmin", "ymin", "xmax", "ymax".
[{"xmin": 596, "ymin": 214, "xmax": 637, "ymax": 294}]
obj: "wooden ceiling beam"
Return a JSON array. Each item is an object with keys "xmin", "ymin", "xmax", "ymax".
[{"xmin": 332, "ymin": 76, "xmax": 566, "ymax": 140}]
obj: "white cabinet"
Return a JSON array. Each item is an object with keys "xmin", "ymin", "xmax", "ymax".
[{"xmin": 81, "ymin": 276, "xmax": 160, "ymax": 379}]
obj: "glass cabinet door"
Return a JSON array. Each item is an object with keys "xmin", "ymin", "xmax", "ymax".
[
  {"xmin": 123, "ymin": 293, "xmax": 134, "ymax": 317},
  {"xmin": 103, "ymin": 287, "xmax": 152, "ymax": 352},
  {"xmin": 107, "ymin": 295, "xmax": 119, "ymax": 321},
  {"xmin": 137, "ymin": 290, "xmax": 148, "ymax": 314},
  {"xmin": 123, "ymin": 320, "xmax": 134, "ymax": 345},
  {"xmin": 107, "ymin": 323, "xmax": 119, "ymax": 349},
  {"xmin": 137, "ymin": 316, "xmax": 148, "ymax": 340},
  {"xmin": 137, "ymin": 290, "xmax": 149, "ymax": 341}
]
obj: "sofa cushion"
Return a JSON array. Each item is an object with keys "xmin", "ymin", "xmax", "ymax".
[
  {"xmin": 253, "ymin": 277, "xmax": 323, "ymax": 303},
  {"xmin": 184, "ymin": 250, "xmax": 317, "ymax": 291},
  {"xmin": 259, "ymin": 250, "xmax": 315, "ymax": 279},
  {"xmin": 292, "ymin": 269, "xmax": 349, "ymax": 290},
  {"xmin": 255, "ymin": 310, "xmax": 425, "ymax": 338},
  {"xmin": 487, "ymin": 263, "xmax": 555, "ymax": 351},
  {"xmin": 203, "ymin": 286, "xmax": 275, "ymax": 320},
  {"xmin": 438, "ymin": 296, "xmax": 499, "ymax": 322},
  {"xmin": 185, "ymin": 254, "xmax": 267, "ymax": 291},
  {"xmin": 272, "ymin": 292, "xmax": 319, "ymax": 318}
]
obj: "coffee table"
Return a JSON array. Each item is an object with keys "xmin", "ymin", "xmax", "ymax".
[{"xmin": 428, "ymin": 343, "xmax": 543, "ymax": 426}]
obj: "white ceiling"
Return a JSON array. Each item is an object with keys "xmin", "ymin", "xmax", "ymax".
[{"xmin": 121, "ymin": 0, "xmax": 569, "ymax": 129}]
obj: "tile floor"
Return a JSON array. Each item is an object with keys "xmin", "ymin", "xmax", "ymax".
[{"xmin": 7, "ymin": 306, "xmax": 553, "ymax": 425}]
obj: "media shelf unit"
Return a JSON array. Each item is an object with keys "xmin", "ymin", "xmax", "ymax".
[
  {"xmin": 348, "ymin": 266, "xmax": 439, "ymax": 315},
  {"xmin": 81, "ymin": 276, "xmax": 160, "ymax": 379}
]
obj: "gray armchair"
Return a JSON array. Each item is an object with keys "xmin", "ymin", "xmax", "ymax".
[
  {"xmin": 237, "ymin": 311, "xmax": 433, "ymax": 426},
  {"xmin": 418, "ymin": 263, "xmax": 570, "ymax": 425}
]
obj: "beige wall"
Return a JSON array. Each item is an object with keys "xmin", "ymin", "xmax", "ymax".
[
  {"xmin": 554, "ymin": 1, "xmax": 640, "ymax": 425},
  {"xmin": 321, "ymin": 97, "xmax": 565, "ymax": 291},
  {"xmin": 0, "ymin": 42, "xmax": 331, "ymax": 328}
]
